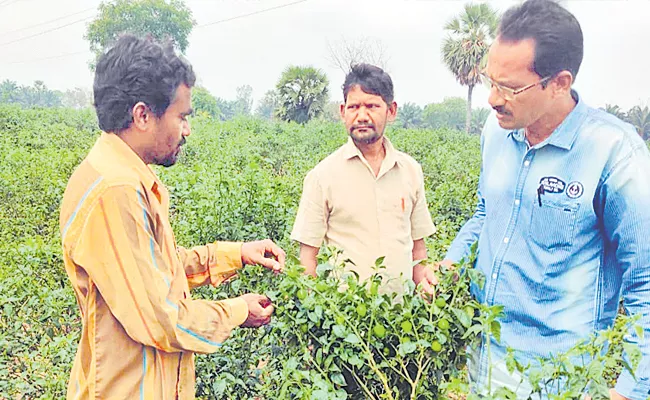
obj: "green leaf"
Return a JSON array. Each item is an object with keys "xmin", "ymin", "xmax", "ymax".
[
  {"xmin": 399, "ymin": 341, "xmax": 417, "ymax": 355},
  {"xmin": 332, "ymin": 325, "xmax": 346, "ymax": 338},
  {"xmin": 490, "ymin": 320, "xmax": 501, "ymax": 343},
  {"xmin": 348, "ymin": 354, "xmax": 363, "ymax": 367},
  {"xmin": 344, "ymin": 334, "xmax": 360, "ymax": 345},
  {"xmin": 467, "ymin": 268, "xmax": 485, "ymax": 290},
  {"xmin": 462, "ymin": 324, "xmax": 483, "ymax": 340},
  {"xmin": 586, "ymin": 359, "xmax": 605, "ymax": 379},
  {"xmin": 316, "ymin": 262, "xmax": 334, "ymax": 276},
  {"xmin": 635, "ymin": 324, "xmax": 644, "ymax": 340},
  {"xmin": 311, "ymin": 389, "xmax": 329, "ymax": 400},
  {"xmin": 330, "ymin": 372, "xmax": 346, "ymax": 386},
  {"xmin": 587, "ymin": 381, "xmax": 610, "ymax": 399},
  {"xmin": 452, "ymin": 307, "xmax": 472, "ymax": 328}
]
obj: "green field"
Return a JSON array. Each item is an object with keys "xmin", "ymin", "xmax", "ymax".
[
  {"xmin": 0, "ymin": 104, "xmax": 480, "ymax": 398},
  {"xmin": 1, "ymin": 105, "xmax": 635, "ymax": 399}
]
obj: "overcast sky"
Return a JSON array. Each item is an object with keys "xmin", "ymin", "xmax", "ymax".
[{"xmin": 1, "ymin": 0, "xmax": 648, "ymax": 111}]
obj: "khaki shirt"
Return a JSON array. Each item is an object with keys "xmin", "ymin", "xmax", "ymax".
[
  {"xmin": 291, "ymin": 136, "xmax": 436, "ymax": 292},
  {"xmin": 59, "ymin": 133, "xmax": 248, "ymax": 399}
]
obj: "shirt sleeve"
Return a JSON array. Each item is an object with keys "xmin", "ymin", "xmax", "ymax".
[
  {"xmin": 290, "ymin": 169, "xmax": 327, "ymax": 247},
  {"xmin": 178, "ymin": 242, "xmax": 243, "ymax": 290},
  {"xmin": 70, "ymin": 185, "xmax": 248, "ymax": 355},
  {"xmin": 410, "ymin": 163, "xmax": 436, "ymax": 240},
  {"xmin": 600, "ymin": 143, "xmax": 650, "ymax": 399},
  {"xmin": 445, "ymin": 132, "xmax": 487, "ymax": 263}
]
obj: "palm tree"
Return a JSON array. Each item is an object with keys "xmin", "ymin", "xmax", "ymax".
[
  {"xmin": 398, "ymin": 102, "xmax": 423, "ymax": 128},
  {"xmin": 442, "ymin": 3, "xmax": 498, "ymax": 134},
  {"xmin": 0, "ymin": 80, "xmax": 19, "ymax": 104},
  {"xmin": 602, "ymin": 104, "xmax": 626, "ymax": 120},
  {"xmin": 275, "ymin": 66, "xmax": 329, "ymax": 124},
  {"xmin": 470, "ymin": 107, "xmax": 490, "ymax": 135},
  {"xmin": 626, "ymin": 105, "xmax": 650, "ymax": 140}
]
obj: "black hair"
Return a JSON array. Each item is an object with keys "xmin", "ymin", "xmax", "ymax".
[
  {"xmin": 499, "ymin": 0, "xmax": 583, "ymax": 83},
  {"xmin": 93, "ymin": 34, "xmax": 196, "ymax": 133},
  {"xmin": 342, "ymin": 63, "xmax": 394, "ymax": 105}
]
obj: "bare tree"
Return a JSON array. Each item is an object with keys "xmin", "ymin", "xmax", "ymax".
[{"xmin": 326, "ymin": 37, "xmax": 390, "ymax": 74}]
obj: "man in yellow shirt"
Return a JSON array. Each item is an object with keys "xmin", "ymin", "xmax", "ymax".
[
  {"xmin": 59, "ymin": 35, "xmax": 285, "ymax": 399},
  {"xmin": 290, "ymin": 63, "xmax": 437, "ymax": 294}
]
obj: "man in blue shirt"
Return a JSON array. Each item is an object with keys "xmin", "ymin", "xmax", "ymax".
[{"xmin": 442, "ymin": 0, "xmax": 650, "ymax": 398}]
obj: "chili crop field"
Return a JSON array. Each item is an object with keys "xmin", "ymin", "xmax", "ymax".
[{"xmin": 0, "ymin": 105, "xmax": 632, "ymax": 399}]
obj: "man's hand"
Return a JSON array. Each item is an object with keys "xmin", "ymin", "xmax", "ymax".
[
  {"xmin": 435, "ymin": 259, "xmax": 455, "ymax": 271},
  {"xmin": 608, "ymin": 389, "xmax": 630, "ymax": 400},
  {"xmin": 413, "ymin": 264, "xmax": 439, "ymax": 296},
  {"xmin": 241, "ymin": 239, "xmax": 286, "ymax": 272},
  {"xmin": 239, "ymin": 293, "xmax": 274, "ymax": 328}
]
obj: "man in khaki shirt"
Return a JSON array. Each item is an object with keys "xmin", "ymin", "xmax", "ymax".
[
  {"xmin": 60, "ymin": 35, "xmax": 285, "ymax": 399},
  {"xmin": 291, "ymin": 64, "xmax": 437, "ymax": 294}
]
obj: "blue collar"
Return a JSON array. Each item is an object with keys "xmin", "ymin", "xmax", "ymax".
[{"xmin": 509, "ymin": 89, "xmax": 588, "ymax": 150}]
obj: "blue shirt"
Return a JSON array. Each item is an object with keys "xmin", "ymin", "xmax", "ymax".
[{"xmin": 446, "ymin": 91, "xmax": 650, "ymax": 399}]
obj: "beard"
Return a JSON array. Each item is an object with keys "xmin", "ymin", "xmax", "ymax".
[
  {"xmin": 155, "ymin": 136, "xmax": 186, "ymax": 168},
  {"xmin": 349, "ymin": 124, "xmax": 383, "ymax": 145}
]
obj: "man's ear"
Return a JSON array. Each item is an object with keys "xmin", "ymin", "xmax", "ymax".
[
  {"xmin": 387, "ymin": 101, "xmax": 398, "ymax": 122},
  {"xmin": 551, "ymin": 71, "xmax": 574, "ymax": 99},
  {"xmin": 131, "ymin": 102, "xmax": 150, "ymax": 131}
]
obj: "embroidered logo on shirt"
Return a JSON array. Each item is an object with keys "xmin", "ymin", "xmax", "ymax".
[
  {"xmin": 566, "ymin": 181, "xmax": 584, "ymax": 199},
  {"xmin": 539, "ymin": 176, "xmax": 566, "ymax": 194}
]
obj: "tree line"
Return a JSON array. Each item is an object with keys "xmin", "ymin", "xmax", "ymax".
[
  {"xmin": 0, "ymin": 80, "xmax": 91, "ymax": 109},
  {"xmin": 2, "ymin": 0, "xmax": 648, "ymax": 139}
]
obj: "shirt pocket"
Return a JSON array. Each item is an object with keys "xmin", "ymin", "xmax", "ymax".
[
  {"xmin": 529, "ymin": 198, "xmax": 580, "ymax": 249},
  {"xmin": 378, "ymin": 191, "xmax": 413, "ymax": 232}
]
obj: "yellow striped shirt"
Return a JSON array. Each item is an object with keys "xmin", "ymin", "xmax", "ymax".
[{"xmin": 59, "ymin": 132, "xmax": 248, "ymax": 399}]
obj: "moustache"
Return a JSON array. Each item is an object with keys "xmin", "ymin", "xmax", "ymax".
[
  {"xmin": 351, "ymin": 124, "xmax": 376, "ymax": 131},
  {"xmin": 179, "ymin": 137, "xmax": 186, "ymax": 147},
  {"xmin": 493, "ymin": 106, "xmax": 511, "ymax": 116}
]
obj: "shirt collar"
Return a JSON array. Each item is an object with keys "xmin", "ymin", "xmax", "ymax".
[
  {"xmin": 96, "ymin": 133, "xmax": 161, "ymax": 192},
  {"xmin": 343, "ymin": 135, "xmax": 400, "ymax": 167},
  {"xmin": 509, "ymin": 89, "xmax": 587, "ymax": 150}
]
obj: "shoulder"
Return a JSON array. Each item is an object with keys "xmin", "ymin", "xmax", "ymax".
[
  {"xmin": 581, "ymin": 105, "xmax": 640, "ymax": 144},
  {"xmin": 394, "ymin": 149, "xmax": 423, "ymax": 174},
  {"xmin": 64, "ymin": 157, "xmax": 149, "ymax": 213},
  {"xmin": 577, "ymin": 104, "xmax": 647, "ymax": 169},
  {"xmin": 307, "ymin": 143, "xmax": 350, "ymax": 181}
]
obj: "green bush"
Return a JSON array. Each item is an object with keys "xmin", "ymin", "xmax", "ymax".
[{"xmin": 2, "ymin": 105, "xmax": 634, "ymax": 399}]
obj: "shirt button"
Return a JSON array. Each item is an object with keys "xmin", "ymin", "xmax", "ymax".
[
  {"xmin": 492, "ymin": 273, "xmax": 498, "ymax": 279},
  {"xmin": 503, "ymin": 237, "xmax": 510, "ymax": 244},
  {"xmin": 515, "ymin": 199, "xmax": 520, "ymax": 206},
  {"xmin": 524, "ymin": 160, "xmax": 531, "ymax": 167}
]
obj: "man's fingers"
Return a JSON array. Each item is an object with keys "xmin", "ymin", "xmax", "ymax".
[
  {"xmin": 275, "ymin": 245, "xmax": 286, "ymax": 267},
  {"xmin": 265, "ymin": 240, "xmax": 286, "ymax": 267},
  {"xmin": 419, "ymin": 279, "xmax": 435, "ymax": 296},
  {"xmin": 259, "ymin": 296, "xmax": 272, "ymax": 308},
  {"xmin": 243, "ymin": 239, "xmax": 285, "ymax": 272},
  {"xmin": 261, "ymin": 304, "xmax": 274, "ymax": 318},
  {"xmin": 426, "ymin": 269, "xmax": 439, "ymax": 286},
  {"xmin": 257, "ymin": 256, "xmax": 282, "ymax": 272}
]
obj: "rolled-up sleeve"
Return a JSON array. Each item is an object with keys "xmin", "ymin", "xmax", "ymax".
[
  {"xmin": 410, "ymin": 163, "xmax": 436, "ymax": 240},
  {"xmin": 291, "ymin": 169, "xmax": 327, "ymax": 247},
  {"xmin": 71, "ymin": 185, "xmax": 247, "ymax": 354},
  {"xmin": 179, "ymin": 241, "xmax": 243, "ymax": 289}
]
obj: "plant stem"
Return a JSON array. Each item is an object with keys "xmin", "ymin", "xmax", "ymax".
[{"xmin": 344, "ymin": 364, "xmax": 378, "ymax": 400}]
